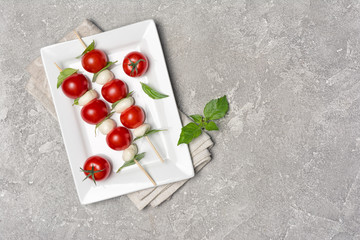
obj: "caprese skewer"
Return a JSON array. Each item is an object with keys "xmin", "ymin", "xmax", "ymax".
[{"xmin": 54, "ymin": 63, "xmax": 109, "ymax": 125}]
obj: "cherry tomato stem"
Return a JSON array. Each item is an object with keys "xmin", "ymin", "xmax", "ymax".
[
  {"xmin": 81, "ymin": 156, "xmax": 111, "ymax": 184},
  {"xmin": 123, "ymin": 52, "xmax": 148, "ymax": 77}
]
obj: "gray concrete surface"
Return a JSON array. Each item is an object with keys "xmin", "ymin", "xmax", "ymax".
[{"xmin": 1, "ymin": 0, "xmax": 360, "ymax": 239}]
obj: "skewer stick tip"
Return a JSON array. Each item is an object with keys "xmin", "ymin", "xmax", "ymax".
[
  {"xmin": 54, "ymin": 62, "xmax": 62, "ymax": 72},
  {"xmin": 145, "ymin": 136, "xmax": 165, "ymax": 163},
  {"xmin": 73, "ymin": 30, "xmax": 87, "ymax": 49},
  {"xmin": 134, "ymin": 159, "xmax": 156, "ymax": 186}
]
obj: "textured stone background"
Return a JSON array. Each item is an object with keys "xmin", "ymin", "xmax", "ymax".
[{"xmin": 1, "ymin": 0, "xmax": 360, "ymax": 239}]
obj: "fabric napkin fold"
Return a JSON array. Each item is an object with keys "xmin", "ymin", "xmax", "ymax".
[{"xmin": 26, "ymin": 20, "xmax": 213, "ymax": 210}]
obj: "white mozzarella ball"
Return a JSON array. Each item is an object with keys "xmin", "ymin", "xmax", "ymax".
[
  {"xmin": 114, "ymin": 97, "xmax": 135, "ymax": 113},
  {"xmin": 95, "ymin": 69, "xmax": 114, "ymax": 85},
  {"xmin": 122, "ymin": 144, "xmax": 138, "ymax": 162},
  {"xmin": 98, "ymin": 119, "xmax": 116, "ymax": 135},
  {"xmin": 134, "ymin": 123, "xmax": 151, "ymax": 138},
  {"xmin": 78, "ymin": 90, "xmax": 98, "ymax": 106}
]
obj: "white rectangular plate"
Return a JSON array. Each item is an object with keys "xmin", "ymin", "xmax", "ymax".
[{"xmin": 41, "ymin": 20, "xmax": 194, "ymax": 204}]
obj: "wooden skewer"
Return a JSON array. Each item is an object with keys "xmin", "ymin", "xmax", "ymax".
[
  {"xmin": 73, "ymin": 31, "xmax": 87, "ymax": 49},
  {"xmin": 134, "ymin": 159, "xmax": 156, "ymax": 185},
  {"xmin": 54, "ymin": 62, "xmax": 62, "ymax": 71},
  {"xmin": 145, "ymin": 136, "xmax": 164, "ymax": 163}
]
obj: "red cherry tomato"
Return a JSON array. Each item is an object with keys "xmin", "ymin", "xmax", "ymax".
[
  {"xmin": 61, "ymin": 73, "xmax": 89, "ymax": 99},
  {"xmin": 81, "ymin": 156, "xmax": 111, "ymax": 184},
  {"xmin": 101, "ymin": 79, "xmax": 128, "ymax": 103},
  {"xmin": 122, "ymin": 51, "xmax": 148, "ymax": 77},
  {"xmin": 106, "ymin": 127, "xmax": 132, "ymax": 151},
  {"xmin": 81, "ymin": 99, "xmax": 108, "ymax": 125},
  {"xmin": 120, "ymin": 105, "xmax": 145, "ymax": 129},
  {"xmin": 82, "ymin": 49, "xmax": 107, "ymax": 73}
]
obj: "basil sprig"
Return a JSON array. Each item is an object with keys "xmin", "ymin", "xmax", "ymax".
[
  {"xmin": 92, "ymin": 61, "xmax": 118, "ymax": 82},
  {"xmin": 128, "ymin": 58, "xmax": 145, "ymax": 76},
  {"xmin": 133, "ymin": 129, "xmax": 166, "ymax": 141},
  {"xmin": 140, "ymin": 82, "xmax": 168, "ymax": 99},
  {"xmin": 95, "ymin": 112, "xmax": 114, "ymax": 136},
  {"xmin": 80, "ymin": 166, "xmax": 104, "ymax": 185},
  {"xmin": 177, "ymin": 95, "xmax": 228, "ymax": 145},
  {"xmin": 56, "ymin": 68, "xmax": 78, "ymax": 88},
  {"xmin": 76, "ymin": 40, "xmax": 95, "ymax": 59},
  {"xmin": 116, "ymin": 153, "xmax": 145, "ymax": 173}
]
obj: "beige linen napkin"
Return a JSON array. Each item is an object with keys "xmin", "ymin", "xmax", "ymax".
[{"xmin": 26, "ymin": 20, "xmax": 213, "ymax": 210}]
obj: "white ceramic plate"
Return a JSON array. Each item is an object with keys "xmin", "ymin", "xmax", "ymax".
[{"xmin": 41, "ymin": 20, "xmax": 194, "ymax": 204}]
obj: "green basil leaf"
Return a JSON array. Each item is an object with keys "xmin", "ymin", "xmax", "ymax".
[
  {"xmin": 127, "ymin": 91, "xmax": 134, "ymax": 97},
  {"xmin": 116, "ymin": 160, "xmax": 135, "ymax": 173},
  {"xmin": 133, "ymin": 136, "xmax": 142, "ymax": 142},
  {"xmin": 116, "ymin": 152, "xmax": 145, "ymax": 173},
  {"xmin": 72, "ymin": 98, "xmax": 79, "ymax": 106},
  {"xmin": 94, "ymin": 112, "xmax": 114, "ymax": 136},
  {"xmin": 134, "ymin": 152, "xmax": 146, "ymax": 161},
  {"xmin": 133, "ymin": 129, "xmax": 166, "ymax": 141},
  {"xmin": 56, "ymin": 68, "xmax": 78, "ymax": 88},
  {"xmin": 177, "ymin": 122, "xmax": 202, "ymax": 145},
  {"xmin": 145, "ymin": 129, "xmax": 165, "ymax": 136},
  {"xmin": 204, "ymin": 121, "xmax": 219, "ymax": 131},
  {"xmin": 190, "ymin": 114, "xmax": 203, "ymax": 124},
  {"xmin": 140, "ymin": 82, "xmax": 168, "ymax": 99},
  {"xmin": 203, "ymin": 95, "xmax": 229, "ymax": 120},
  {"xmin": 76, "ymin": 40, "xmax": 95, "ymax": 59},
  {"xmin": 92, "ymin": 61, "xmax": 118, "ymax": 82}
]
